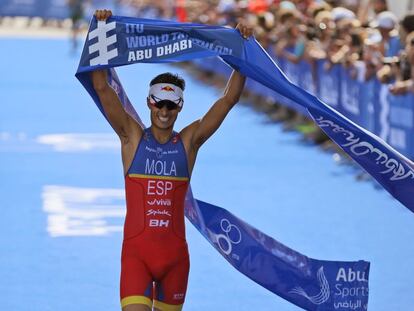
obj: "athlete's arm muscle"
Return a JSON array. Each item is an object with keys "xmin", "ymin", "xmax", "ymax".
[
  {"xmin": 91, "ymin": 69, "xmax": 142, "ymax": 142},
  {"xmin": 91, "ymin": 9, "xmax": 142, "ymax": 175},
  {"xmin": 180, "ymin": 24, "xmax": 252, "ymax": 174},
  {"xmin": 182, "ymin": 23, "xmax": 252, "ymax": 150},
  {"xmin": 182, "ymin": 70, "xmax": 246, "ymax": 149}
]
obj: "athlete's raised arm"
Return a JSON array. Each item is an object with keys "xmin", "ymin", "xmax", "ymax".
[
  {"xmin": 181, "ymin": 23, "xmax": 253, "ymax": 151},
  {"xmin": 90, "ymin": 9, "xmax": 142, "ymax": 144}
]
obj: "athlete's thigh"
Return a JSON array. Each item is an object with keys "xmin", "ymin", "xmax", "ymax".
[
  {"xmin": 120, "ymin": 255, "xmax": 152, "ymax": 295},
  {"xmin": 120, "ymin": 250, "xmax": 154, "ymax": 310},
  {"xmin": 154, "ymin": 255, "xmax": 190, "ymax": 310}
]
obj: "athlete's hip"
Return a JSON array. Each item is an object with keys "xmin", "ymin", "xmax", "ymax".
[
  {"xmin": 123, "ymin": 213, "xmax": 186, "ymax": 240},
  {"xmin": 121, "ymin": 232, "xmax": 189, "ymax": 264}
]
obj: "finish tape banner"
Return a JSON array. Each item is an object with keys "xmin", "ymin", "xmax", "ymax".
[{"xmin": 76, "ymin": 16, "xmax": 371, "ymax": 310}]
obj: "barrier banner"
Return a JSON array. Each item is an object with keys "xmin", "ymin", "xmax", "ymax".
[
  {"xmin": 263, "ymin": 49, "xmax": 307, "ymax": 114},
  {"xmin": 76, "ymin": 16, "xmax": 371, "ymax": 310},
  {"xmin": 339, "ymin": 67, "xmax": 360, "ymax": 124},
  {"xmin": 281, "ymin": 52, "xmax": 305, "ymax": 111},
  {"xmin": 316, "ymin": 61, "xmax": 341, "ymax": 110},
  {"xmin": 257, "ymin": 51, "xmax": 290, "ymax": 108},
  {"xmin": 358, "ymin": 78, "xmax": 378, "ymax": 133},
  {"xmin": 299, "ymin": 60, "xmax": 316, "ymax": 95},
  {"xmin": 375, "ymin": 86, "xmax": 414, "ymax": 157}
]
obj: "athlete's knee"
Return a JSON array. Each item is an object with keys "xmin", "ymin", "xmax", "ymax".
[{"xmin": 122, "ymin": 304, "xmax": 151, "ymax": 311}]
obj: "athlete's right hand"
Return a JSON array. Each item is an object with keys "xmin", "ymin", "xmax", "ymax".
[{"xmin": 94, "ymin": 9, "xmax": 112, "ymax": 21}]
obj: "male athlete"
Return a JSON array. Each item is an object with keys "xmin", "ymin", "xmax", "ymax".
[{"xmin": 92, "ymin": 9, "xmax": 253, "ymax": 311}]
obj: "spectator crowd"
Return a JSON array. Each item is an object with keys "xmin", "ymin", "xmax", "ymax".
[{"xmin": 122, "ymin": 0, "xmax": 414, "ymax": 96}]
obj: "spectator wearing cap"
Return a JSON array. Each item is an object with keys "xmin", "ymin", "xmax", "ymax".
[
  {"xmin": 323, "ymin": 8, "xmax": 359, "ymax": 67},
  {"xmin": 331, "ymin": 6, "xmax": 355, "ymax": 24},
  {"xmin": 327, "ymin": 7, "xmax": 355, "ymax": 56},
  {"xmin": 370, "ymin": 11, "xmax": 402, "ymax": 57},
  {"xmin": 307, "ymin": 10, "xmax": 335, "ymax": 60},
  {"xmin": 274, "ymin": 10, "xmax": 307, "ymax": 64},
  {"xmin": 362, "ymin": 33, "xmax": 384, "ymax": 81}
]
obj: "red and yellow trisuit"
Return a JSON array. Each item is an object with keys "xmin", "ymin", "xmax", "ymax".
[{"xmin": 121, "ymin": 128, "xmax": 190, "ymax": 311}]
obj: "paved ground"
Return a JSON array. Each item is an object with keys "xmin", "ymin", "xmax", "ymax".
[{"xmin": 1, "ymin": 30, "xmax": 414, "ymax": 311}]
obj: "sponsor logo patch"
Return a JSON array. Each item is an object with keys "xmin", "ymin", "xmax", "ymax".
[{"xmin": 161, "ymin": 86, "xmax": 175, "ymax": 92}]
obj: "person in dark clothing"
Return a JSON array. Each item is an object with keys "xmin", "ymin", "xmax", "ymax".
[{"xmin": 68, "ymin": 0, "xmax": 84, "ymax": 51}]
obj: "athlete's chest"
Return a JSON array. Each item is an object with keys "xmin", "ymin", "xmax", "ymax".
[{"xmin": 128, "ymin": 130, "xmax": 189, "ymax": 179}]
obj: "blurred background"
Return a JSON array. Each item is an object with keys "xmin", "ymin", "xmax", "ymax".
[{"xmin": 1, "ymin": 0, "xmax": 414, "ymax": 310}]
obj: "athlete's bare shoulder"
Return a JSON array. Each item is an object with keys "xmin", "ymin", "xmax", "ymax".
[
  {"xmin": 179, "ymin": 120, "xmax": 199, "ymax": 150},
  {"xmin": 179, "ymin": 121, "xmax": 201, "ymax": 176}
]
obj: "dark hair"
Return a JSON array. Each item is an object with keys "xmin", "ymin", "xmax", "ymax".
[
  {"xmin": 150, "ymin": 72, "xmax": 185, "ymax": 91},
  {"xmin": 401, "ymin": 13, "xmax": 414, "ymax": 33},
  {"xmin": 351, "ymin": 30, "xmax": 363, "ymax": 48}
]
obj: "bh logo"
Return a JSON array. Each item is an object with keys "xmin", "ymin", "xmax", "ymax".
[
  {"xmin": 88, "ymin": 20, "xmax": 118, "ymax": 66},
  {"xmin": 215, "ymin": 218, "xmax": 242, "ymax": 255}
]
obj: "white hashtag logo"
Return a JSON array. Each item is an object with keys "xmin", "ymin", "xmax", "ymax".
[{"xmin": 88, "ymin": 21, "xmax": 118, "ymax": 66}]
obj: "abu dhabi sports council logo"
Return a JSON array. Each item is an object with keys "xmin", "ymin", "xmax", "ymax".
[
  {"xmin": 88, "ymin": 20, "xmax": 118, "ymax": 66},
  {"xmin": 289, "ymin": 266, "xmax": 330, "ymax": 305}
]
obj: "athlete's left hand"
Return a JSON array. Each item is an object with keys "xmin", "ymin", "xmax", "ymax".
[{"xmin": 236, "ymin": 23, "xmax": 254, "ymax": 39}]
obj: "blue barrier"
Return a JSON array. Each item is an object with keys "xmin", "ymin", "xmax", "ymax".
[
  {"xmin": 274, "ymin": 54, "xmax": 308, "ymax": 114},
  {"xmin": 359, "ymin": 78, "xmax": 378, "ymax": 133},
  {"xmin": 374, "ymin": 84, "xmax": 414, "ymax": 156},
  {"xmin": 339, "ymin": 66, "xmax": 361, "ymax": 123},
  {"xmin": 0, "ymin": 0, "xmax": 117, "ymax": 19},
  {"xmin": 193, "ymin": 56, "xmax": 414, "ymax": 159},
  {"xmin": 317, "ymin": 61, "xmax": 341, "ymax": 110},
  {"xmin": 388, "ymin": 92, "xmax": 414, "ymax": 156},
  {"xmin": 298, "ymin": 60, "xmax": 315, "ymax": 95},
  {"xmin": 0, "ymin": 0, "xmax": 68, "ymax": 19}
]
